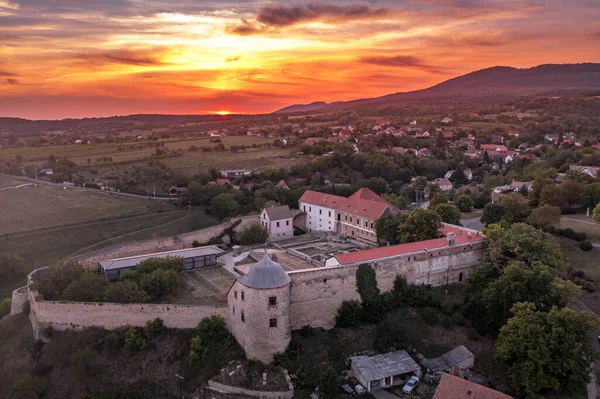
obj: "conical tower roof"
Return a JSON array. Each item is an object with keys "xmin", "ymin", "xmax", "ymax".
[{"xmin": 239, "ymin": 253, "xmax": 290, "ymax": 289}]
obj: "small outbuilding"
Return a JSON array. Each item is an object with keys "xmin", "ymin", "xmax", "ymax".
[
  {"xmin": 427, "ymin": 345, "xmax": 475, "ymax": 374},
  {"xmin": 98, "ymin": 246, "xmax": 225, "ymax": 281},
  {"xmin": 350, "ymin": 350, "xmax": 421, "ymax": 392}
]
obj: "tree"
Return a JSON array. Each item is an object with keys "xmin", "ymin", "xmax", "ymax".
[
  {"xmin": 71, "ymin": 347, "xmax": 96, "ymax": 374},
  {"xmin": 104, "ymin": 281, "xmax": 149, "ymax": 303},
  {"xmin": 485, "ymin": 223, "xmax": 566, "ymax": 270},
  {"xmin": 138, "ymin": 269, "xmax": 180, "ymax": 298},
  {"xmin": 375, "ymin": 214, "xmax": 406, "ymax": 245},
  {"xmin": 434, "ymin": 203, "xmax": 461, "ymax": 225},
  {"xmin": 428, "ymin": 192, "xmax": 447, "ymax": 209},
  {"xmin": 540, "ymin": 184, "xmax": 567, "ymax": 207},
  {"xmin": 188, "ymin": 336, "xmax": 205, "ymax": 366},
  {"xmin": 594, "ymin": 202, "xmax": 600, "ymax": 226},
  {"xmin": 0, "ymin": 298, "xmax": 11, "ymax": 318},
  {"xmin": 318, "ymin": 367, "xmax": 339, "ymax": 398},
  {"xmin": 208, "ymin": 193, "xmax": 240, "ymax": 219},
  {"xmin": 11, "ymin": 374, "xmax": 48, "ymax": 399},
  {"xmin": 499, "ymin": 193, "xmax": 530, "ymax": 223},
  {"xmin": 62, "ymin": 272, "xmax": 109, "ymax": 302},
  {"xmin": 454, "ymin": 194, "xmax": 474, "ymax": 213},
  {"xmin": 480, "ymin": 203, "xmax": 507, "ymax": 226},
  {"xmin": 356, "ymin": 264, "xmax": 384, "ymax": 323},
  {"xmin": 335, "ymin": 300, "xmax": 363, "ymax": 328},
  {"xmin": 529, "ymin": 177, "xmax": 554, "ymax": 203},
  {"xmin": 36, "ymin": 261, "xmax": 86, "ymax": 300},
  {"xmin": 398, "ymin": 208, "xmax": 442, "ymax": 243},
  {"xmin": 239, "ymin": 223, "xmax": 269, "ymax": 245},
  {"xmin": 581, "ymin": 183, "xmax": 600, "ymax": 210},
  {"xmin": 495, "ymin": 303, "xmax": 597, "ymax": 396},
  {"xmin": 560, "ymin": 179, "xmax": 584, "ymax": 208},
  {"xmin": 466, "ymin": 261, "xmax": 578, "ymax": 334},
  {"xmin": 526, "ymin": 204, "xmax": 561, "ymax": 230}
]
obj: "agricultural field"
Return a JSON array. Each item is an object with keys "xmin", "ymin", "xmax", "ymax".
[
  {"xmin": 0, "ymin": 182, "xmax": 163, "ymax": 235},
  {"xmin": 0, "ymin": 175, "xmax": 24, "ymax": 189}
]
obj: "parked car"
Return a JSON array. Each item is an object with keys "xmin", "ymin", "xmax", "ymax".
[
  {"xmin": 340, "ymin": 384, "xmax": 356, "ymax": 396},
  {"xmin": 402, "ymin": 376, "xmax": 420, "ymax": 394}
]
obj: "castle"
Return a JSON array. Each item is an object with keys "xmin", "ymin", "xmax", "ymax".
[{"xmin": 15, "ymin": 224, "xmax": 484, "ymax": 363}]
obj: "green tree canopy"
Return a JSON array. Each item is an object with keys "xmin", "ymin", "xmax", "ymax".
[
  {"xmin": 495, "ymin": 302, "xmax": 597, "ymax": 396},
  {"xmin": 465, "ymin": 261, "xmax": 578, "ymax": 334},
  {"xmin": 480, "ymin": 203, "xmax": 507, "ymax": 226},
  {"xmin": 498, "ymin": 193, "xmax": 531, "ymax": 223},
  {"xmin": 62, "ymin": 272, "xmax": 110, "ymax": 302},
  {"xmin": 434, "ymin": 203, "xmax": 461, "ymax": 225},
  {"xmin": 375, "ymin": 214, "xmax": 406, "ymax": 245},
  {"xmin": 526, "ymin": 204, "xmax": 561, "ymax": 230},
  {"xmin": 209, "ymin": 193, "xmax": 240, "ymax": 219},
  {"xmin": 594, "ymin": 202, "xmax": 600, "ymax": 226},
  {"xmin": 398, "ymin": 208, "xmax": 442, "ymax": 244},
  {"xmin": 454, "ymin": 194, "xmax": 474, "ymax": 213},
  {"xmin": 485, "ymin": 223, "xmax": 566, "ymax": 270},
  {"xmin": 239, "ymin": 223, "xmax": 269, "ymax": 246},
  {"xmin": 428, "ymin": 193, "xmax": 448, "ymax": 209}
]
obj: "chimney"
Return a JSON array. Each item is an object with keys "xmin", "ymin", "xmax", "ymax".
[{"xmin": 446, "ymin": 232, "xmax": 456, "ymax": 246}]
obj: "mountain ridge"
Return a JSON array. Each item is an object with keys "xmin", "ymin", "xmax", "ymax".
[{"xmin": 274, "ymin": 63, "xmax": 600, "ymax": 114}]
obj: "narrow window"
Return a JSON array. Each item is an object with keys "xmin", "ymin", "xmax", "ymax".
[
  {"xmin": 241, "ymin": 291, "xmax": 245, "ymax": 301},
  {"xmin": 234, "ymin": 291, "xmax": 237, "ymax": 299},
  {"xmin": 269, "ymin": 296, "xmax": 277, "ymax": 306},
  {"xmin": 232, "ymin": 306, "xmax": 235, "ymax": 314},
  {"xmin": 277, "ymin": 221, "xmax": 280, "ymax": 227},
  {"xmin": 309, "ymin": 207, "xmax": 312, "ymax": 212},
  {"xmin": 328, "ymin": 211, "xmax": 331, "ymax": 217},
  {"xmin": 319, "ymin": 209, "xmax": 322, "ymax": 215},
  {"xmin": 269, "ymin": 318, "xmax": 278, "ymax": 328},
  {"xmin": 286, "ymin": 220, "xmax": 289, "ymax": 226},
  {"xmin": 303, "ymin": 205, "xmax": 306, "ymax": 212},
  {"xmin": 459, "ymin": 272, "xmax": 463, "ymax": 282},
  {"xmin": 241, "ymin": 312, "xmax": 245, "ymax": 323}
]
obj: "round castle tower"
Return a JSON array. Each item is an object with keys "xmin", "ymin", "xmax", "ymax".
[{"xmin": 226, "ymin": 253, "xmax": 291, "ymax": 363}]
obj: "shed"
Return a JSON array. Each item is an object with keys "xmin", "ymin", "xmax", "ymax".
[
  {"xmin": 350, "ymin": 350, "xmax": 421, "ymax": 392},
  {"xmin": 427, "ymin": 345, "xmax": 474, "ymax": 373},
  {"xmin": 98, "ymin": 246, "xmax": 225, "ymax": 281}
]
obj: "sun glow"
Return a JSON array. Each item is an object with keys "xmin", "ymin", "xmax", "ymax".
[{"xmin": 217, "ymin": 110, "xmax": 231, "ymax": 115}]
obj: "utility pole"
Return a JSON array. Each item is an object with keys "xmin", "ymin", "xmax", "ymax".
[{"xmin": 34, "ymin": 166, "xmax": 37, "ymax": 180}]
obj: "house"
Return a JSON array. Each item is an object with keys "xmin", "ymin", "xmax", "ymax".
[
  {"xmin": 98, "ymin": 246, "xmax": 224, "ymax": 282},
  {"xmin": 260, "ymin": 205, "xmax": 294, "ymax": 241},
  {"xmin": 242, "ymin": 183, "xmax": 255, "ymax": 191},
  {"xmin": 276, "ymin": 180, "xmax": 289, "ymax": 190},
  {"xmin": 480, "ymin": 144, "xmax": 507, "ymax": 152},
  {"xmin": 569, "ymin": 165, "xmax": 599, "ymax": 179},
  {"xmin": 432, "ymin": 178, "xmax": 453, "ymax": 193},
  {"xmin": 392, "ymin": 147, "xmax": 415, "ymax": 155},
  {"xmin": 564, "ymin": 132, "xmax": 576, "ymax": 140},
  {"xmin": 167, "ymin": 186, "xmax": 188, "ymax": 197},
  {"xmin": 418, "ymin": 148, "xmax": 431, "ymax": 157},
  {"xmin": 441, "ymin": 117, "xmax": 453, "ymax": 124},
  {"xmin": 410, "ymin": 120, "xmax": 417, "ymax": 125},
  {"xmin": 426, "ymin": 346, "xmax": 474, "ymax": 374},
  {"xmin": 39, "ymin": 168, "xmax": 53, "ymax": 176},
  {"xmin": 416, "ymin": 131, "xmax": 430, "ymax": 138},
  {"xmin": 247, "ymin": 129, "xmax": 260, "ymax": 136},
  {"xmin": 74, "ymin": 170, "xmax": 97, "ymax": 183},
  {"xmin": 464, "ymin": 149, "xmax": 480, "ymax": 158},
  {"xmin": 338, "ymin": 129, "xmax": 352, "ymax": 139},
  {"xmin": 298, "ymin": 188, "xmax": 399, "ymax": 245},
  {"xmin": 350, "ymin": 350, "xmax": 421, "ymax": 392},
  {"xmin": 507, "ymin": 129, "xmax": 519, "ymax": 137},
  {"xmin": 375, "ymin": 119, "xmax": 390, "ymax": 126},
  {"xmin": 220, "ymin": 169, "xmax": 251, "ymax": 178},
  {"xmin": 490, "ymin": 134, "xmax": 504, "ymax": 144},
  {"xmin": 211, "ymin": 131, "xmax": 226, "ymax": 138},
  {"xmin": 433, "ymin": 373, "xmax": 514, "ymax": 399},
  {"xmin": 544, "ymin": 133, "xmax": 560, "ymax": 143},
  {"xmin": 491, "ymin": 180, "xmax": 531, "ymax": 202}
]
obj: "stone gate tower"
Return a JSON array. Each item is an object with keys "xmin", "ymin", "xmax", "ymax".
[{"xmin": 226, "ymin": 253, "xmax": 291, "ymax": 363}]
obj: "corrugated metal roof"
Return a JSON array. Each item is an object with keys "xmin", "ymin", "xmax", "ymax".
[
  {"xmin": 99, "ymin": 246, "xmax": 225, "ymax": 271},
  {"xmin": 351, "ymin": 350, "xmax": 420, "ymax": 382}
]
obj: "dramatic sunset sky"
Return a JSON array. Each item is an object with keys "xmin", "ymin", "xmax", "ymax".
[{"xmin": 1, "ymin": 0, "xmax": 600, "ymax": 119}]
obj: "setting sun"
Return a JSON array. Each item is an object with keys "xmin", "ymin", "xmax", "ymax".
[{"xmin": 217, "ymin": 111, "xmax": 232, "ymax": 116}]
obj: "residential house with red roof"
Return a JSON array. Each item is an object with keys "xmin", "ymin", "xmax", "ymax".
[
  {"xmin": 433, "ymin": 373, "xmax": 513, "ymax": 399},
  {"xmin": 298, "ymin": 188, "xmax": 399, "ymax": 245},
  {"xmin": 432, "ymin": 178, "xmax": 453, "ymax": 193},
  {"xmin": 276, "ymin": 180, "xmax": 289, "ymax": 190}
]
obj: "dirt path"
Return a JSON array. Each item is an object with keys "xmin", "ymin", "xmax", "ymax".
[{"xmin": 71, "ymin": 215, "xmax": 259, "ymax": 266}]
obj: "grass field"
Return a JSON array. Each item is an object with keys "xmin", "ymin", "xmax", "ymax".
[
  {"xmin": 0, "ymin": 175, "xmax": 24, "ymax": 189},
  {"xmin": 560, "ymin": 214, "xmax": 600, "ymax": 243},
  {"xmin": 0, "ymin": 185, "xmax": 162, "ymax": 236},
  {"xmin": 559, "ymin": 238, "xmax": 600, "ymax": 281}
]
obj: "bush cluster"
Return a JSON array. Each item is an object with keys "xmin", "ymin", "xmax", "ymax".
[
  {"xmin": 546, "ymin": 226, "xmax": 588, "ymax": 242},
  {"xmin": 125, "ymin": 318, "xmax": 166, "ymax": 352}
]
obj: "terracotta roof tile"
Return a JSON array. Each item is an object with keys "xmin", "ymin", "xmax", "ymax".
[
  {"xmin": 299, "ymin": 189, "xmax": 397, "ymax": 221},
  {"xmin": 433, "ymin": 373, "xmax": 513, "ymax": 399}
]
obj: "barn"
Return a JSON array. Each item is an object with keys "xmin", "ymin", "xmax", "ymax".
[{"xmin": 98, "ymin": 246, "xmax": 225, "ymax": 281}]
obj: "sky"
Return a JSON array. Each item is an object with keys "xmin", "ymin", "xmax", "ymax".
[{"xmin": 1, "ymin": 0, "xmax": 600, "ymax": 120}]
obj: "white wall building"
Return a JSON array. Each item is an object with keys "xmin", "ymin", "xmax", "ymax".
[
  {"xmin": 260, "ymin": 205, "xmax": 294, "ymax": 241},
  {"xmin": 298, "ymin": 200, "xmax": 337, "ymax": 233}
]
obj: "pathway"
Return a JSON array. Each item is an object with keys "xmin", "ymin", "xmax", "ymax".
[{"xmin": 370, "ymin": 389, "xmax": 401, "ymax": 399}]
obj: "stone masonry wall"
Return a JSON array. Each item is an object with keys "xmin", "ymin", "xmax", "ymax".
[
  {"xmin": 28, "ymin": 290, "xmax": 227, "ymax": 339},
  {"xmin": 288, "ymin": 244, "xmax": 484, "ymax": 329}
]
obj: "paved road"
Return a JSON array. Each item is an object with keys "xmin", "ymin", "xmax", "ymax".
[
  {"xmin": 0, "ymin": 173, "xmax": 174, "ymax": 200},
  {"xmin": 460, "ymin": 216, "xmax": 483, "ymax": 231}
]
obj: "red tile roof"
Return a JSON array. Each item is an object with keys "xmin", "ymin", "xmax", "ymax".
[
  {"xmin": 299, "ymin": 188, "xmax": 397, "ymax": 221},
  {"xmin": 335, "ymin": 224, "xmax": 483, "ymax": 266},
  {"xmin": 433, "ymin": 373, "xmax": 513, "ymax": 399}
]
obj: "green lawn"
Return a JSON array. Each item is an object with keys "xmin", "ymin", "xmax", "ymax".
[
  {"xmin": 559, "ymin": 214, "xmax": 600, "ymax": 243},
  {"xmin": 559, "ymin": 239, "xmax": 600, "ymax": 282}
]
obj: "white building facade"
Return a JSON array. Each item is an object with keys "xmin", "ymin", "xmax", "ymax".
[
  {"xmin": 260, "ymin": 205, "xmax": 294, "ymax": 241},
  {"xmin": 298, "ymin": 201, "xmax": 336, "ymax": 233}
]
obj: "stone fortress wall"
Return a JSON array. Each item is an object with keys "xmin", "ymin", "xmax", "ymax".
[
  {"xmin": 288, "ymin": 242, "xmax": 484, "ymax": 330},
  {"xmin": 17, "ymin": 240, "xmax": 484, "ymax": 361}
]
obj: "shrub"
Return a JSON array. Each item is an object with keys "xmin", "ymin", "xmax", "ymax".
[
  {"xmin": 104, "ymin": 281, "xmax": 149, "ymax": 303},
  {"xmin": 62, "ymin": 272, "xmax": 109, "ymax": 302},
  {"xmin": 188, "ymin": 335, "xmax": 205, "ymax": 366},
  {"xmin": 375, "ymin": 314, "xmax": 409, "ymax": 351},
  {"xmin": 192, "ymin": 240, "xmax": 201, "ymax": 247},
  {"xmin": 125, "ymin": 328, "xmax": 148, "ymax": 351},
  {"xmin": 71, "ymin": 347, "xmax": 96, "ymax": 373},
  {"xmin": 318, "ymin": 367, "xmax": 338, "ymax": 398},
  {"xmin": 144, "ymin": 318, "xmax": 165, "ymax": 339},
  {"xmin": 421, "ymin": 307, "xmax": 439, "ymax": 325},
  {"xmin": 138, "ymin": 269, "xmax": 180, "ymax": 299},
  {"xmin": 12, "ymin": 374, "xmax": 48, "ymax": 399},
  {"xmin": 0, "ymin": 298, "xmax": 11, "ymax": 318},
  {"xmin": 467, "ymin": 327, "xmax": 480, "ymax": 341},
  {"xmin": 441, "ymin": 317, "xmax": 452, "ymax": 329},
  {"xmin": 299, "ymin": 325, "xmax": 316, "ymax": 338},
  {"xmin": 579, "ymin": 240, "xmax": 593, "ymax": 252},
  {"xmin": 198, "ymin": 316, "xmax": 228, "ymax": 342},
  {"xmin": 558, "ymin": 228, "xmax": 588, "ymax": 242},
  {"xmin": 335, "ymin": 300, "xmax": 363, "ymax": 328},
  {"xmin": 239, "ymin": 223, "xmax": 269, "ymax": 246},
  {"xmin": 452, "ymin": 312, "xmax": 466, "ymax": 326},
  {"xmin": 584, "ymin": 281, "xmax": 596, "ymax": 293}
]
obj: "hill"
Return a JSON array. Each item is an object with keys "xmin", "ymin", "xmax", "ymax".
[{"xmin": 274, "ymin": 63, "xmax": 600, "ymax": 114}]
